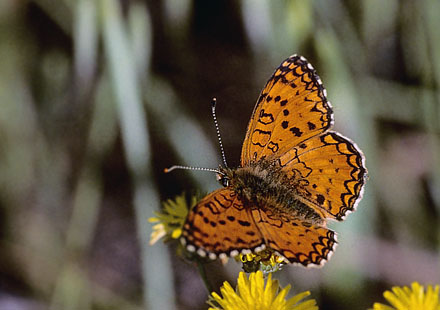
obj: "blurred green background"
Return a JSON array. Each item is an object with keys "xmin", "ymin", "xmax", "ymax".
[{"xmin": 0, "ymin": 0, "xmax": 439, "ymax": 309}]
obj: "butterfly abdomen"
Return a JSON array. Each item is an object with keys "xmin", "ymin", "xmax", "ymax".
[{"xmin": 227, "ymin": 161, "xmax": 323, "ymax": 224}]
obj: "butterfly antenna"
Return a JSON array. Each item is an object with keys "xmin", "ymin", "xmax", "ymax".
[
  {"xmin": 211, "ymin": 98, "xmax": 228, "ymax": 168},
  {"xmin": 164, "ymin": 165, "xmax": 223, "ymax": 175}
]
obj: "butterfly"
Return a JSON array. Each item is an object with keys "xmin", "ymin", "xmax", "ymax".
[{"xmin": 180, "ymin": 55, "xmax": 367, "ymax": 267}]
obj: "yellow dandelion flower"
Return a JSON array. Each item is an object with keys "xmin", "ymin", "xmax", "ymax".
[
  {"xmin": 372, "ymin": 282, "xmax": 440, "ymax": 310},
  {"xmin": 236, "ymin": 248, "xmax": 285, "ymax": 273},
  {"xmin": 207, "ymin": 271, "xmax": 318, "ymax": 310},
  {"xmin": 148, "ymin": 193, "xmax": 196, "ymax": 245}
]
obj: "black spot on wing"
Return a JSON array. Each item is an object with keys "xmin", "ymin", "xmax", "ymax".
[
  {"xmin": 238, "ymin": 220, "xmax": 251, "ymax": 227},
  {"xmin": 316, "ymin": 194, "xmax": 325, "ymax": 205},
  {"xmin": 290, "ymin": 127, "xmax": 303, "ymax": 137}
]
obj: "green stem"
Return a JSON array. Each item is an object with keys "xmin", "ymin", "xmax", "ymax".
[{"xmin": 196, "ymin": 260, "xmax": 214, "ymax": 294}]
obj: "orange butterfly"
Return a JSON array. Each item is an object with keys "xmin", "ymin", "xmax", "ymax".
[{"xmin": 177, "ymin": 55, "xmax": 367, "ymax": 267}]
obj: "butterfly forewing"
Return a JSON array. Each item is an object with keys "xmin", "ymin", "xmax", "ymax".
[
  {"xmin": 241, "ymin": 55, "xmax": 333, "ymax": 166},
  {"xmin": 182, "ymin": 188, "xmax": 265, "ymax": 259}
]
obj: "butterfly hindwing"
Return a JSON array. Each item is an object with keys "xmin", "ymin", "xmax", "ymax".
[
  {"xmin": 182, "ymin": 188, "xmax": 265, "ymax": 258},
  {"xmin": 241, "ymin": 55, "xmax": 333, "ymax": 166},
  {"xmin": 277, "ymin": 131, "xmax": 367, "ymax": 220},
  {"xmin": 251, "ymin": 207, "xmax": 337, "ymax": 266}
]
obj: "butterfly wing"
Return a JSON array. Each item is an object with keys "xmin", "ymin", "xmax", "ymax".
[
  {"xmin": 277, "ymin": 131, "xmax": 367, "ymax": 220},
  {"xmin": 241, "ymin": 55, "xmax": 333, "ymax": 166},
  {"xmin": 251, "ymin": 207, "xmax": 337, "ymax": 266},
  {"xmin": 181, "ymin": 188, "xmax": 265, "ymax": 259}
]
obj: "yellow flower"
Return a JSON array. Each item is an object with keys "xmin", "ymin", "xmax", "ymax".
[
  {"xmin": 237, "ymin": 248, "xmax": 285, "ymax": 273},
  {"xmin": 148, "ymin": 193, "xmax": 195, "ymax": 245},
  {"xmin": 372, "ymin": 282, "xmax": 440, "ymax": 310},
  {"xmin": 149, "ymin": 221, "xmax": 167, "ymax": 245},
  {"xmin": 207, "ymin": 271, "xmax": 318, "ymax": 310}
]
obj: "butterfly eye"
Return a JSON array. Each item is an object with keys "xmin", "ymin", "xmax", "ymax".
[{"xmin": 221, "ymin": 176, "xmax": 230, "ymax": 187}]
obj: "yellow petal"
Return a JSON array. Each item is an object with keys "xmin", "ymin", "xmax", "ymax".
[
  {"xmin": 149, "ymin": 223, "xmax": 166, "ymax": 245},
  {"xmin": 384, "ymin": 290, "xmax": 407, "ymax": 309},
  {"xmin": 272, "ymin": 284, "xmax": 290, "ymax": 307},
  {"xmin": 237, "ymin": 272, "xmax": 253, "ymax": 306},
  {"xmin": 371, "ymin": 303, "xmax": 395, "ymax": 310},
  {"xmin": 171, "ymin": 228, "xmax": 182, "ymax": 239}
]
